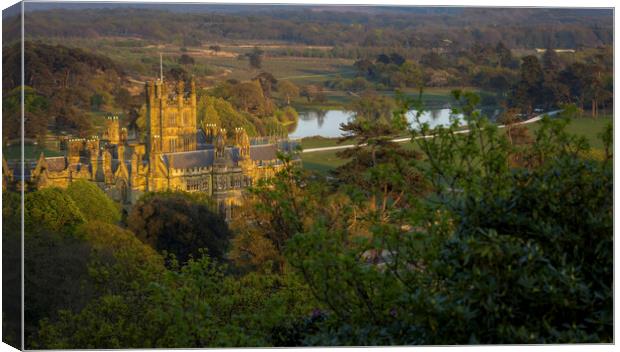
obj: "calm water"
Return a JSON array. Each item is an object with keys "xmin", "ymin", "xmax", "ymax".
[{"xmin": 289, "ymin": 109, "xmax": 475, "ymax": 139}]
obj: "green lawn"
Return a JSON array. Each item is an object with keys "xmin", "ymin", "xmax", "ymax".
[
  {"xmin": 301, "ymin": 149, "xmax": 348, "ymax": 174},
  {"xmin": 3, "ymin": 144, "xmax": 63, "ymax": 161},
  {"xmin": 527, "ymin": 114, "xmax": 613, "ymax": 149}
]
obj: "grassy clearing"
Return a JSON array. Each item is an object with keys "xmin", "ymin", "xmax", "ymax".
[
  {"xmin": 3, "ymin": 144, "xmax": 63, "ymax": 160},
  {"xmin": 301, "ymin": 149, "xmax": 348, "ymax": 174},
  {"xmin": 526, "ymin": 114, "xmax": 613, "ymax": 149}
]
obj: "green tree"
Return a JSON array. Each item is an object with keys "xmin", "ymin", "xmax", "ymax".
[
  {"xmin": 178, "ymin": 54, "xmax": 195, "ymax": 65},
  {"xmin": 253, "ymin": 72, "xmax": 278, "ymax": 98},
  {"xmin": 283, "ymin": 92, "xmax": 612, "ymax": 345},
  {"xmin": 127, "ymin": 192, "xmax": 231, "ymax": 263},
  {"xmin": 512, "ymin": 55, "xmax": 544, "ymax": 113},
  {"xmin": 277, "ymin": 80, "xmax": 300, "ymax": 105},
  {"xmin": 24, "ymin": 187, "xmax": 85, "ymax": 234},
  {"xmin": 248, "ymin": 47, "xmax": 264, "ymax": 70},
  {"xmin": 495, "ymin": 41, "xmax": 514, "ymax": 68},
  {"xmin": 66, "ymin": 180, "xmax": 121, "ymax": 224}
]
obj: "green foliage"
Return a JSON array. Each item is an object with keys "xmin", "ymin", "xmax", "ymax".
[
  {"xmin": 24, "ymin": 187, "xmax": 86, "ymax": 233},
  {"xmin": 25, "ymin": 228, "xmax": 95, "ymax": 344},
  {"xmin": 275, "ymin": 106, "xmax": 298, "ymax": 123},
  {"xmin": 2, "ymin": 192, "xmax": 22, "ymax": 346},
  {"xmin": 3, "ymin": 86, "xmax": 49, "ymax": 143},
  {"xmin": 127, "ymin": 191, "xmax": 231, "ymax": 263},
  {"xmin": 143, "ymin": 255, "xmax": 314, "ymax": 347},
  {"xmin": 277, "ymin": 80, "xmax": 300, "ymax": 105},
  {"xmin": 75, "ymin": 221, "xmax": 165, "ymax": 295},
  {"xmin": 231, "ymin": 157, "xmax": 320, "ymax": 273},
  {"xmin": 36, "ymin": 253, "xmax": 315, "ymax": 348},
  {"xmin": 248, "ymin": 47, "xmax": 264, "ymax": 70},
  {"xmin": 66, "ymin": 180, "xmax": 121, "ymax": 224},
  {"xmin": 281, "ymin": 92, "xmax": 612, "ymax": 345},
  {"xmin": 3, "ymin": 42, "xmax": 125, "ymax": 138},
  {"xmin": 197, "ymin": 95, "xmax": 258, "ymax": 136}
]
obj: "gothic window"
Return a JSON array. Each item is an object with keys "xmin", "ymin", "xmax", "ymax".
[{"xmin": 168, "ymin": 111, "xmax": 177, "ymax": 126}]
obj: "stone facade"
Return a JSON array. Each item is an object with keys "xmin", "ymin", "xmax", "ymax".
[{"xmin": 4, "ymin": 78, "xmax": 297, "ymax": 219}]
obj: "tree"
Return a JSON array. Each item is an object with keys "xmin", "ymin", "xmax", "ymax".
[
  {"xmin": 389, "ymin": 53, "xmax": 406, "ymax": 66},
  {"xmin": 376, "ymin": 53, "xmax": 391, "ymax": 65},
  {"xmin": 300, "ymin": 84, "xmax": 325, "ymax": 103},
  {"xmin": 113, "ymin": 88, "xmax": 133, "ymax": 112},
  {"xmin": 283, "ymin": 92, "xmax": 612, "ymax": 345},
  {"xmin": 353, "ymin": 58, "xmax": 374, "ymax": 77},
  {"xmin": 127, "ymin": 192, "xmax": 231, "ymax": 263},
  {"xmin": 248, "ymin": 47, "xmax": 264, "ymax": 70},
  {"xmin": 230, "ymin": 156, "xmax": 320, "ymax": 273},
  {"xmin": 542, "ymin": 47, "xmax": 561, "ymax": 72},
  {"xmin": 495, "ymin": 41, "xmax": 514, "ymax": 68},
  {"xmin": 166, "ymin": 67, "xmax": 190, "ymax": 82},
  {"xmin": 25, "ymin": 227, "xmax": 94, "ymax": 344},
  {"xmin": 3, "ymin": 86, "xmax": 49, "ymax": 144},
  {"xmin": 36, "ymin": 255, "xmax": 314, "ymax": 348},
  {"xmin": 512, "ymin": 55, "xmax": 544, "ymax": 113},
  {"xmin": 66, "ymin": 180, "xmax": 121, "ymax": 224},
  {"xmin": 178, "ymin": 54, "xmax": 195, "ymax": 66},
  {"xmin": 335, "ymin": 91, "xmax": 426, "ymax": 221},
  {"xmin": 277, "ymin": 80, "xmax": 299, "ymax": 105},
  {"xmin": 24, "ymin": 187, "xmax": 86, "ymax": 234},
  {"xmin": 231, "ymin": 80, "xmax": 273, "ymax": 116},
  {"xmin": 253, "ymin": 72, "xmax": 278, "ymax": 98}
]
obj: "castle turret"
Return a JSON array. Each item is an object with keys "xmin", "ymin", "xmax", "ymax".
[
  {"xmin": 176, "ymin": 80, "xmax": 185, "ymax": 107},
  {"xmin": 215, "ymin": 128, "xmax": 227, "ymax": 159},
  {"xmin": 104, "ymin": 115, "xmax": 121, "ymax": 145},
  {"xmin": 102, "ymin": 149, "xmax": 114, "ymax": 184},
  {"xmin": 86, "ymin": 136, "xmax": 99, "ymax": 180},
  {"xmin": 190, "ymin": 77, "xmax": 197, "ymax": 107},
  {"xmin": 67, "ymin": 138, "xmax": 84, "ymax": 165}
]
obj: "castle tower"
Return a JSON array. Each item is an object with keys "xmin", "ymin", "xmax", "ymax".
[
  {"xmin": 145, "ymin": 76, "xmax": 196, "ymax": 155},
  {"xmin": 215, "ymin": 128, "xmax": 227, "ymax": 159},
  {"xmin": 104, "ymin": 115, "xmax": 121, "ymax": 144},
  {"xmin": 67, "ymin": 138, "xmax": 84, "ymax": 165},
  {"xmin": 86, "ymin": 137, "xmax": 99, "ymax": 180}
]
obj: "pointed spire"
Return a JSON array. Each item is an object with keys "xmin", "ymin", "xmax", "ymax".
[{"xmin": 160, "ymin": 52, "xmax": 164, "ymax": 83}]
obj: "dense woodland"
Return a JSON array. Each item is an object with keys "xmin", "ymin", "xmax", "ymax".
[{"xmin": 5, "ymin": 8, "xmax": 613, "ymax": 49}]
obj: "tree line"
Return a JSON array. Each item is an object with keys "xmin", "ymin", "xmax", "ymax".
[{"xmin": 5, "ymin": 8, "xmax": 612, "ymax": 50}]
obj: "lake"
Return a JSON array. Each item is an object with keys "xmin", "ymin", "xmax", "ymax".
[{"xmin": 289, "ymin": 108, "xmax": 497, "ymax": 139}]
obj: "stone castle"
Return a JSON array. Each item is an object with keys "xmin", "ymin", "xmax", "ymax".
[{"xmin": 3, "ymin": 77, "xmax": 297, "ymax": 219}]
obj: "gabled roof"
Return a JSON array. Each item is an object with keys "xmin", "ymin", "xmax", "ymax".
[
  {"xmin": 249, "ymin": 144, "xmax": 277, "ymax": 161},
  {"xmin": 163, "ymin": 149, "xmax": 215, "ymax": 169}
]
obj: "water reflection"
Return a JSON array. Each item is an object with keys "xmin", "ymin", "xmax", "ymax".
[{"xmin": 290, "ymin": 108, "xmax": 495, "ymax": 139}]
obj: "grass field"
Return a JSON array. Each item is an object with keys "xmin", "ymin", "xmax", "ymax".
[
  {"xmin": 3, "ymin": 144, "xmax": 63, "ymax": 160},
  {"xmin": 526, "ymin": 114, "xmax": 613, "ymax": 149}
]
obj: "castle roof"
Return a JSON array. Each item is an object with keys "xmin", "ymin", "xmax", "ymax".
[
  {"xmin": 162, "ymin": 143, "xmax": 279, "ymax": 170},
  {"xmin": 45, "ymin": 157, "xmax": 67, "ymax": 172},
  {"xmin": 249, "ymin": 144, "xmax": 277, "ymax": 161},
  {"xmin": 163, "ymin": 149, "xmax": 215, "ymax": 169}
]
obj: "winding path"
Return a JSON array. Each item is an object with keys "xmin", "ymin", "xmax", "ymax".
[{"xmin": 301, "ymin": 110, "xmax": 562, "ymax": 154}]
